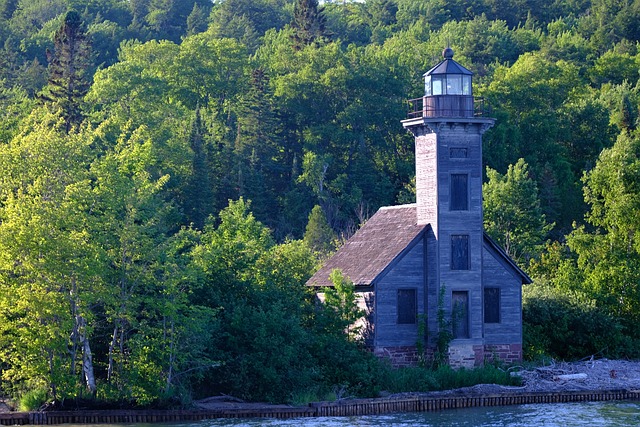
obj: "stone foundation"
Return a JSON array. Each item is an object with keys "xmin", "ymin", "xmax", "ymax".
[
  {"xmin": 373, "ymin": 346, "xmax": 433, "ymax": 367},
  {"xmin": 373, "ymin": 343, "xmax": 522, "ymax": 368},
  {"xmin": 484, "ymin": 344, "xmax": 522, "ymax": 364},
  {"xmin": 447, "ymin": 344, "xmax": 484, "ymax": 368}
]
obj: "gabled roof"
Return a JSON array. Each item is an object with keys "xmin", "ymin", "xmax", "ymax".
[
  {"xmin": 306, "ymin": 204, "xmax": 428, "ymax": 288},
  {"xmin": 306, "ymin": 204, "xmax": 532, "ymax": 288},
  {"xmin": 483, "ymin": 232, "xmax": 533, "ymax": 284}
]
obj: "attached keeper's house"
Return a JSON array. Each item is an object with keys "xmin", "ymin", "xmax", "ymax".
[{"xmin": 307, "ymin": 49, "xmax": 531, "ymax": 368}]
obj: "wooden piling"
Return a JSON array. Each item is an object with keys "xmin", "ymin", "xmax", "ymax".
[{"xmin": 0, "ymin": 389, "xmax": 636, "ymax": 424}]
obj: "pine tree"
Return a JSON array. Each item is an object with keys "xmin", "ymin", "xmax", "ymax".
[
  {"xmin": 291, "ymin": 0, "xmax": 329, "ymax": 49},
  {"xmin": 235, "ymin": 68, "xmax": 283, "ymax": 228},
  {"xmin": 303, "ymin": 205, "xmax": 336, "ymax": 257},
  {"xmin": 186, "ymin": 3, "xmax": 208, "ymax": 35},
  {"xmin": 184, "ymin": 107, "xmax": 213, "ymax": 229},
  {"xmin": 40, "ymin": 11, "xmax": 91, "ymax": 134}
]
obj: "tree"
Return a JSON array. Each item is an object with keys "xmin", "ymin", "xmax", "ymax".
[
  {"xmin": 183, "ymin": 107, "xmax": 213, "ymax": 229},
  {"xmin": 40, "ymin": 11, "xmax": 91, "ymax": 134},
  {"xmin": 186, "ymin": 2, "xmax": 208, "ymax": 35},
  {"xmin": 303, "ymin": 205, "xmax": 336, "ymax": 256},
  {"xmin": 234, "ymin": 68, "xmax": 284, "ymax": 227},
  {"xmin": 291, "ymin": 0, "xmax": 330, "ymax": 49},
  {"xmin": 483, "ymin": 158, "xmax": 553, "ymax": 265},
  {"xmin": 209, "ymin": 0, "xmax": 291, "ymax": 52},
  {"xmin": 323, "ymin": 269, "xmax": 364, "ymax": 341},
  {"xmin": 482, "ymin": 51, "xmax": 588, "ymax": 232},
  {"xmin": 140, "ymin": 0, "xmax": 212, "ymax": 41},
  {"xmin": 0, "ymin": 109, "xmax": 100, "ymax": 401},
  {"xmin": 533, "ymin": 131, "xmax": 640, "ymax": 341}
]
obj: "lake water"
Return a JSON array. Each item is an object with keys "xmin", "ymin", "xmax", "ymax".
[{"xmin": 73, "ymin": 401, "xmax": 640, "ymax": 427}]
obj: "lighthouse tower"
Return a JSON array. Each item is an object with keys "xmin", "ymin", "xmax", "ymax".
[{"xmin": 402, "ymin": 48, "xmax": 495, "ymax": 364}]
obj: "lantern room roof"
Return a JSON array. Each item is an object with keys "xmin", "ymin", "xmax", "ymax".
[{"xmin": 423, "ymin": 48, "xmax": 473, "ymax": 77}]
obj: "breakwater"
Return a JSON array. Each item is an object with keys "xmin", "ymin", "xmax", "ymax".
[{"xmin": 1, "ymin": 389, "xmax": 639, "ymax": 424}]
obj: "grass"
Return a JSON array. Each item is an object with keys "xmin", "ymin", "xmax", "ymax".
[
  {"xmin": 379, "ymin": 364, "xmax": 521, "ymax": 394},
  {"xmin": 18, "ymin": 388, "xmax": 48, "ymax": 411}
]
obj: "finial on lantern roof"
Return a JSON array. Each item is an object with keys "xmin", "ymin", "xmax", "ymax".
[{"xmin": 443, "ymin": 47, "xmax": 454, "ymax": 60}]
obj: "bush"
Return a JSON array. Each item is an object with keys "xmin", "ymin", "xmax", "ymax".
[
  {"xmin": 18, "ymin": 388, "xmax": 48, "ymax": 411},
  {"xmin": 523, "ymin": 285, "xmax": 635, "ymax": 360}
]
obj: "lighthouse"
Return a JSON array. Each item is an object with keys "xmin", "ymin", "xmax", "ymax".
[{"xmin": 308, "ymin": 49, "xmax": 530, "ymax": 368}]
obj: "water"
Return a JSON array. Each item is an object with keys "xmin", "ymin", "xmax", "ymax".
[{"xmin": 74, "ymin": 401, "xmax": 640, "ymax": 427}]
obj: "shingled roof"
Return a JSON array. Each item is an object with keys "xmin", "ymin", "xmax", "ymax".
[
  {"xmin": 307, "ymin": 204, "xmax": 428, "ymax": 288},
  {"xmin": 306, "ymin": 204, "xmax": 532, "ymax": 288}
]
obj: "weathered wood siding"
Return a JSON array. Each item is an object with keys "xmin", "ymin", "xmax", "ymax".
[
  {"xmin": 375, "ymin": 238, "xmax": 426, "ymax": 347},
  {"xmin": 409, "ymin": 120, "xmax": 495, "ymax": 356},
  {"xmin": 482, "ymin": 243, "xmax": 523, "ymax": 345},
  {"xmin": 434, "ymin": 123, "xmax": 485, "ymax": 346}
]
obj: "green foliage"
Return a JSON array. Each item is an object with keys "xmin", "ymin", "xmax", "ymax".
[
  {"xmin": 378, "ymin": 364, "xmax": 520, "ymax": 394},
  {"xmin": 18, "ymin": 388, "xmax": 48, "ymax": 411},
  {"xmin": 522, "ymin": 285, "xmax": 636, "ymax": 360},
  {"xmin": 484, "ymin": 158, "xmax": 553, "ymax": 265},
  {"xmin": 323, "ymin": 269, "xmax": 365, "ymax": 340},
  {"xmin": 291, "ymin": 0, "xmax": 330, "ymax": 49},
  {"xmin": 39, "ymin": 10, "xmax": 92, "ymax": 133},
  {"xmin": 189, "ymin": 200, "xmax": 381, "ymax": 403},
  {"xmin": 566, "ymin": 131, "xmax": 640, "ymax": 329},
  {"xmin": 432, "ymin": 286, "xmax": 453, "ymax": 368},
  {"xmin": 525, "ymin": 132, "xmax": 640, "ymax": 360},
  {"xmin": 303, "ymin": 205, "xmax": 336, "ymax": 256}
]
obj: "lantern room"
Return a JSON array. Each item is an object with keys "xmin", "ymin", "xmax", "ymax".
[
  {"xmin": 424, "ymin": 47, "xmax": 472, "ymax": 97},
  {"xmin": 408, "ymin": 48, "xmax": 485, "ymax": 119}
]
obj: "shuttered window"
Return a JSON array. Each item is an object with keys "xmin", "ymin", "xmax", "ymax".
[
  {"xmin": 451, "ymin": 235, "xmax": 470, "ymax": 270},
  {"xmin": 397, "ymin": 289, "xmax": 417, "ymax": 324},
  {"xmin": 484, "ymin": 288, "xmax": 501, "ymax": 323},
  {"xmin": 451, "ymin": 174, "xmax": 468, "ymax": 210}
]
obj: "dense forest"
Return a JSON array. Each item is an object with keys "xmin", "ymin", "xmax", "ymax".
[{"xmin": 1, "ymin": 0, "xmax": 640, "ymax": 408}]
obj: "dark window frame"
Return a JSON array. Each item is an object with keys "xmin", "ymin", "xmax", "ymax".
[
  {"xmin": 397, "ymin": 288, "xmax": 417, "ymax": 324},
  {"xmin": 451, "ymin": 234, "xmax": 470, "ymax": 270},
  {"xmin": 450, "ymin": 173, "xmax": 469, "ymax": 211},
  {"xmin": 484, "ymin": 287, "xmax": 501, "ymax": 324}
]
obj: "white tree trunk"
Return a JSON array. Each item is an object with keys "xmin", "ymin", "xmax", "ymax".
[{"xmin": 77, "ymin": 315, "xmax": 97, "ymax": 395}]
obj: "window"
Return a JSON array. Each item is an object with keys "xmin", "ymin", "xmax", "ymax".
[
  {"xmin": 462, "ymin": 75, "xmax": 472, "ymax": 95},
  {"xmin": 446, "ymin": 75, "xmax": 463, "ymax": 94},
  {"xmin": 424, "ymin": 75, "xmax": 432, "ymax": 96},
  {"xmin": 451, "ymin": 235, "xmax": 469, "ymax": 270},
  {"xmin": 450, "ymin": 174, "xmax": 468, "ymax": 210},
  {"xmin": 450, "ymin": 148, "xmax": 467, "ymax": 158},
  {"xmin": 484, "ymin": 288, "xmax": 501, "ymax": 323},
  {"xmin": 452, "ymin": 291, "xmax": 469, "ymax": 339},
  {"xmin": 397, "ymin": 289, "xmax": 417, "ymax": 324},
  {"xmin": 432, "ymin": 76, "xmax": 444, "ymax": 95}
]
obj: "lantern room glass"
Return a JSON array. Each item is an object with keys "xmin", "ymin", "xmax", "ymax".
[{"xmin": 424, "ymin": 74, "xmax": 472, "ymax": 96}]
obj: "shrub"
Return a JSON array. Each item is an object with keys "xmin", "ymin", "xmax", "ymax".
[
  {"xmin": 18, "ymin": 388, "xmax": 48, "ymax": 411},
  {"xmin": 523, "ymin": 285, "xmax": 634, "ymax": 360}
]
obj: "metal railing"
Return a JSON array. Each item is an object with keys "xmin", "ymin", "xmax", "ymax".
[{"xmin": 407, "ymin": 96, "xmax": 491, "ymax": 119}]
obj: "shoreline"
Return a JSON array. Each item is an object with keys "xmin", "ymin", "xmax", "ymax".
[
  {"xmin": 2, "ymin": 359, "xmax": 640, "ymax": 423},
  {"xmin": 1, "ymin": 387, "xmax": 639, "ymax": 424}
]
